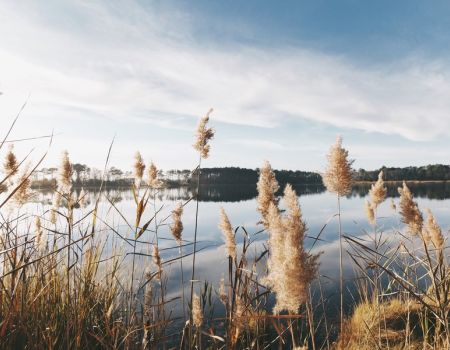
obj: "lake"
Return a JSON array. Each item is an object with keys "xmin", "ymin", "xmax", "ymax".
[{"xmin": 28, "ymin": 182, "xmax": 450, "ymax": 341}]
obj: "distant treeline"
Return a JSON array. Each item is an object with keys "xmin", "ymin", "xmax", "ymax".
[
  {"xmin": 32, "ymin": 164, "xmax": 450, "ymax": 190},
  {"xmin": 187, "ymin": 165, "xmax": 450, "ymax": 187},
  {"xmin": 187, "ymin": 167, "xmax": 323, "ymax": 186},
  {"xmin": 354, "ymin": 164, "xmax": 450, "ymax": 181}
]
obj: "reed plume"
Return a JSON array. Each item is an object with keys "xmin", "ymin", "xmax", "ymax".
[
  {"xmin": 263, "ymin": 185, "xmax": 318, "ymax": 313},
  {"xmin": 192, "ymin": 293, "xmax": 203, "ymax": 328},
  {"xmin": 322, "ymin": 136, "xmax": 353, "ymax": 196},
  {"xmin": 322, "ymin": 135, "xmax": 353, "ymax": 336},
  {"xmin": 257, "ymin": 161, "xmax": 279, "ymax": 227},
  {"xmin": 424, "ymin": 209, "xmax": 444, "ymax": 252},
  {"xmin": 398, "ymin": 182, "xmax": 423, "ymax": 235},
  {"xmin": 369, "ymin": 171, "xmax": 387, "ymax": 209},
  {"xmin": 133, "ymin": 151, "xmax": 145, "ymax": 188},
  {"xmin": 170, "ymin": 202, "xmax": 184, "ymax": 245},
  {"xmin": 365, "ymin": 200, "xmax": 375, "ymax": 225},
  {"xmin": 147, "ymin": 161, "xmax": 161, "ymax": 188},
  {"xmin": 3, "ymin": 144, "xmax": 17, "ymax": 178},
  {"xmin": 219, "ymin": 207, "xmax": 237, "ymax": 259},
  {"xmin": 13, "ymin": 163, "xmax": 32, "ymax": 205},
  {"xmin": 262, "ymin": 203, "xmax": 285, "ymax": 289},
  {"xmin": 152, "ymin": 245, "xmax": 162, "ymax": 280},
  {"xmin": 58, "ymin": 150, "xmax": 72, "ymax": 193},
  {"xmin": 193, "ymin": 108, "xmax": 214, "ymax": 159}
]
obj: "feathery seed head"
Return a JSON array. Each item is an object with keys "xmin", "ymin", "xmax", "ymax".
[
  {"xmin": 257, "ymin": 161, "xmax": 279, "ymax": 227},
  {"xmin": 369, "ymin": 171, "xmax": 387, "ymax": 209},
  {"xmin": 147, "ymin": 161, "xmax": 161, "ymax": 188},
  {"xmin": 219, "ymin": 207, "xmax": 237, "ymax": 259},
  {"xmin": 193, "ymin": 109, "xmax": 214, "ymax": 159},
  {"xmin": 170, "ymin": 202, "xmax": 184, "ymax": 245},
  {"xmin": 365, "ymin": 200, "xmax": 375, "ymax": 225},
  {"xmin": 58, "ymin": 150, "xmax": 72, "ymax": 193},
  {"xmin": 424, "ymin": 209, "xmax": 444, "ymax": 251},
  {"xmin": 3, "ymin": 144, "xmax": 17, "ymax": 178},
  {"xmin": 133, "ymin": 151, "xmax": 145, "ymax": 188},
  {"xmin": 263, "ymin": 185, "xmax": 319, "ymax": 314},
  {"xmin": 322, "ymin": 136, "xmax": 354, "ymax": 196},
  {"xmin": 13, "ymin": 163, "xmax": 32, "ymax": 205},
  {"xmin": 192, "ymin": 293, "xmax": 203, "ymax": 328},
  {"xmin": 398, "ymin": 182, "xmax": 423, "ymax": 236}
]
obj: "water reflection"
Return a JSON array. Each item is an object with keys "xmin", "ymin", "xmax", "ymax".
[
  {"xmin": 350, "ymin": 181, "xmax": 450, "ymax": 199},
  {"xmin": 31, "ymin": 182, "xmax": 450, "ymax": 206},
  {"xmin": 27, "ymin": 182, "xmax": 450, "ymax": 340}
]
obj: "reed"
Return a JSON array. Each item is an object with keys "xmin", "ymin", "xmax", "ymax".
[
  {"xmin": 189, "ymin": 109, "xmax": 214, "ymax": 348},
  {"xmin": 3, "ymin": 107, "xmax": 450, "ymax": 350},
  {"xmin": 322, "ymin": 136, "xmax": 354, "ymax": 336}
]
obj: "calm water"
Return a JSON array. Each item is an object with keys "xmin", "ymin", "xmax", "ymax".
[{"xmin": 27, "ymin": 182, "xmax": 450, "ymax": 338}]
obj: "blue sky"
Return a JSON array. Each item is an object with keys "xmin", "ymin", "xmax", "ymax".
[{"xmin": 1, "ymin": 0, "xmax": 450, "ymax": 172}]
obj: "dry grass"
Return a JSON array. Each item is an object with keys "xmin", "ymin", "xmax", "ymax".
[
  {"xmin": 338, "ymin": 299, "xmax": 423, "ymax": 350},
  {"xmin": 3, "ymin": 110, "xmax": 450, "ymax": 350}
]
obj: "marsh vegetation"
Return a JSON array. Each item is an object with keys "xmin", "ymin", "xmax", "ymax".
[{"xmin": 1, "ymin": 111, "xmax": 450, "ymax": 350}]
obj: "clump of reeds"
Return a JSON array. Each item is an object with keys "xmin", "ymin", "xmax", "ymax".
[{"xmin": 263, "ymin": 184, "xmax": 319, "ymax": 314}]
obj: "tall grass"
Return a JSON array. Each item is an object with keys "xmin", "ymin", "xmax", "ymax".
[{"xmin": 2, "ymin": 109, "xmax": 450, "ymax": 350}]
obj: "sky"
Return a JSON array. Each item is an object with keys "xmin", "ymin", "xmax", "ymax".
[{"xmin": 1, "ymin": 0, "xmax": 450, "ymax": 172}]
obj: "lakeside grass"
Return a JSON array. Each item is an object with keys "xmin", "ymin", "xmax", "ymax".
[{"xmin": 1, "ymin": 116, "xmax": 450, "ymax": 349}]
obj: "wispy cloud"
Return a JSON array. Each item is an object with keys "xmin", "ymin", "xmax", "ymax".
[
  {"xmin": 226, "ymin": 138, "xmax": 284, "ymax": 150},
  {"xmin": 0, "ymin": 1, "xmax": 449, "ymax": 169}
]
